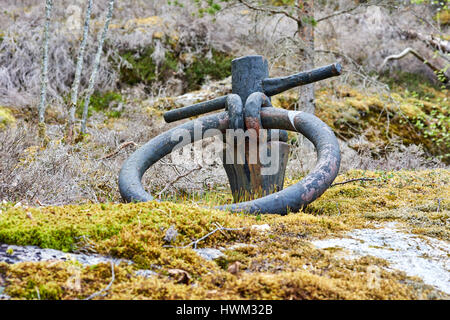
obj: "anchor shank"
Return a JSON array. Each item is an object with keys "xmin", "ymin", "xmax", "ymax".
[{"xmin": 263, "ymin": 63, "xmax": 342, "ymax": 96}]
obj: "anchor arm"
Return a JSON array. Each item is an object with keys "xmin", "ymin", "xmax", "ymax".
[
  {"xmin": 163, "ymin": 95, "xmax": 227, "ymax": 123},
  {"xmin": 262, "ymin": 63, "xmax": 342, "ymax": 96},
  {"xmin": 163, "ymin": 63, "xmax": 342, "ymax": 123}
]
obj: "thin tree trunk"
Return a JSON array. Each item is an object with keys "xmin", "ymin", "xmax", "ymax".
[
  {"xmin": 80, "ymin": 0, "xmax": 116, "ymax": 135},
  {"xmin": 38, "ymin": 0, "xmax": 53, "ymax": 129},
  {"xmin": 67, "ymin": 0, "xmax": 93, "ymax": 143},
  {"xmin": 297, "ymin": 0, "xmax": 315, "ymax": 114}
]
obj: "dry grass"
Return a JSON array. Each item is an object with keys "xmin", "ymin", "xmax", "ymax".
[{"xmin": 0, "ymin": 0, "xmax": 447, "ymax": 206}]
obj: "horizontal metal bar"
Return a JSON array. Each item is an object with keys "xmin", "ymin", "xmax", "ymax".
[
  {"xmin": 262, "ymin": 63, "xmax": 342, "ymax": 96},
  {"xmin": 163, "ymin": 95, "xmax": 227, "ymax": 123},
  {"xmin": 162, "ymin": 63, "xmax": 342, "ymax": 123}
]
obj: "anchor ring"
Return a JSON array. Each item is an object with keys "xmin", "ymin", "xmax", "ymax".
[{"xmin": 118, "ymin": 106, "xmax": 340, "ymax": 215}]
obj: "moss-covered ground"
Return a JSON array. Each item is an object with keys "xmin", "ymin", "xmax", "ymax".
[
  {"xmin": 0, "ymin": 169, "xmax": 448, "ymax": 300},
  {"xmin": 272, "ymin": 78, "xmax": 449, "ymax": 163}
]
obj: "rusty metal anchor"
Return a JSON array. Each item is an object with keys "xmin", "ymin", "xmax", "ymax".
[{"xmin": 119, "ymin": 55, "xmax": 342, "ymax": 214}]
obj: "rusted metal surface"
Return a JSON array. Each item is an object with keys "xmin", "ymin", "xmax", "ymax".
[
  {"xmin": 222, "ymin": 92, "xmax": 290, "ymax": 202},
  {"xmin": 119, "ymin": 108, "xmax": 340, "ymax": 214},
  {"xmin": 223, "ymin": 57, "xmax": 288, "ymax": 201},
  {"xmin": 119, "ymin": 55, "xmax": 342, "ymax": 214},
  {"xmin": 217, "ymin": 108, "xmax": 341, "ymax": 214}
]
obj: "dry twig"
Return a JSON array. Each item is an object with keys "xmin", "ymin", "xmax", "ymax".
[
  {"xmin": 99, "ymin": 141, "xmax": 137, "ymax": 160},
  {"xmin": 84, "ymin": 261, "xmax": 115, "ymax": 300},
  {"xmin": 157, "ymin": 165, "xmax": 203, "ymax": 198},
  {"xmin": 331, "ymin": 177, "xmax": 376, "ymax": 187},
  {"xmin": 183, "ymin": 224, "xmax": 246, "ymax": 249}
]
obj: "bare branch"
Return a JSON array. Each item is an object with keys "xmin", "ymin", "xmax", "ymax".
[
  {"xmin": 404, "ymin": 5, "xmax": 443, "ymax": 35},
  {"xmin": 183, "ymin": 224, "xmax": 246, "ymax": 249},
  {"xmin": 38, "ymin": 0, "xmax": 53, "ymax": 124},
  {"xmin": 316, "ymin": 2, "xmax": 363, "ymax": 23},
  {"xmin": 379, "ymin": 47, "xmax": 448, "ymax": 82},
  {"xmin": 84, "ymin": 261, "xmax": 115, "ymax": 300},
  {"xmin": 236, "ymin": 0, "xmax": 301, "ymax": 23},
  {"xmin": 157, "ymin": 165, "xmax": 203, "ymax": 198},
  {"xmin": 331, "ymin": 177, "xmax": 376, "ymax": 187},
  {"xmin": 402, "ymin": 30, "xmax": 450, "ymax": 55},
  {"xmin": 67, "ymin": 0, "xmax": 93, "ymax": 142},
  {"xmin": 81, "ymin": 0, "xmax": 116, "ymax": 134},
  {"xmin": 99, "ymin": 141, "xmax": 138, "ymax": 160}
]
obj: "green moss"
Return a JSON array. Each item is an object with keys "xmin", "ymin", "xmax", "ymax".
[
  {"xmin": 119, "ymin": 45, "xmax": 232, "ymax": 92},
  {"xmin": 184, "ymin": 49, "xmax": 232, "ymax": 91},
  {"xmin": 88, "ymin": 92, "xmax": 123, "ymax": 113},
  {"xmin": 83, "ymin": 91, "xmax": 124, "ymax": 118},
  {"xmin": 381, "ymin": 71, "xmax": 442, "ymax": 96},
  {"xmin": 0, "ymin": 170, "xmax": 449, "ymax": 299},
  {"xmin": 435, "ymin": 9, "xmax": 450, "ymax": 26},
  {"xmin": 119, "ymin": 47, "xmax": 178, "ymax": 86},
  {"xmin": 0, "ymin": 201, "xmax": 251, "ymax": 273},
  {"xmin": 315, "ymin": 85, "xmax": 450, "ymax": 163},
  {"xmin": 0, "ymin": 107, "xmax": 15, "ymax": 129}
]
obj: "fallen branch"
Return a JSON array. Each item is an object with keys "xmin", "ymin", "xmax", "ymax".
[
  {"xmin": 183, "ymin": 224, "xmax": 246, "ymax": 249},
  {"xmin": 402, "ymin": 30, "xmax": 450, "ymax": 54},
  {"xmin": 99, "ymin": 141, "xmax": 137, "ymax": 160},
  {"xmin": 84, "ymin": 261, "xmax": 115, "ymax": 300},
  {"xmin": 331, "ymin": 178, "xmax": 375, "ymax": 187},
  {"xmin": 379, "ymin": 47, "xmax": 448, "ymax": 82}
]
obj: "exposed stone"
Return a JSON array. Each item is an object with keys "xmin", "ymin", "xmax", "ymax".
[
  {"xmin": 193, "ymin": 248, "xmax": 224, "ymax": 261},
  {"xmin": 163, "ymin": 225, "xmax": 178, "ymax": 244},
  {"xmin": 144, "ymin": 76, "xmax": 231, "ymax": 111},
  {"xmin": 134, "ymin": 269, "xmax": 158, "ymax": 278},
  {"xmin": 251, "ymin": 224, "xmax": 271, "ymax": 232},
  {"xmin": 312, "ymin": 222, "xmax": 450, "ymax": 294},
  {"xmin": 0, "ymin": 244, "xmax": 130, "ymax": 266}
]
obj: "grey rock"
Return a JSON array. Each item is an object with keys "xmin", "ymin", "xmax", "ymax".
[
  {"xmin": 0, "ymin": 294, "xmax": 10, "ymax": 300},
  {"xmin": 134, "ymin": 269, "xmax": 158, "ymax": 278},
  {"xmin": 0, "ymin": 243, "xmax": 131, "ymax": 266},
  {"xmin": 0, "ymin": 285, "xmax": 9, "ymax": 300},
  {"xmin": 313, "ymin": 222, "xmax": 450, "ymax": 294},
  {"xmin": 163, "ymin": 225, "xmax": 178, "ymax": 244},
  {"xmin": 194, "ymin": 248, "xmax": 224, "ymax": 261}
]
